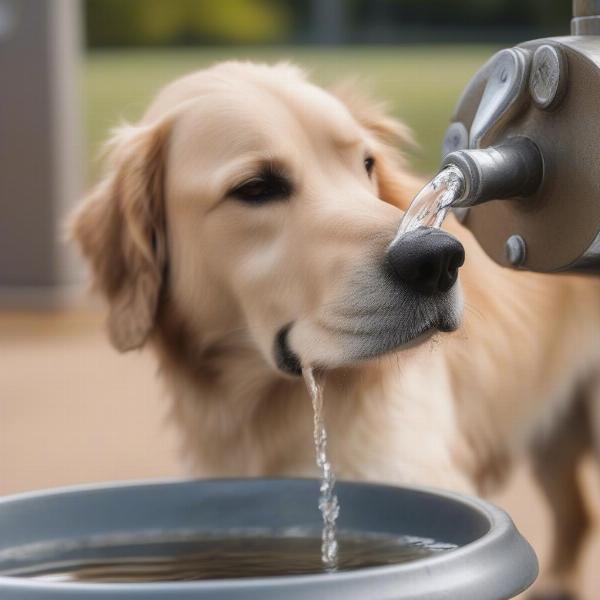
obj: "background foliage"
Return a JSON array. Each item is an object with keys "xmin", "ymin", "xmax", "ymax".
[
  {"xmin": 84, "ymin": 45, "xmax": 496, "ymax": 179},
  {"xmin": 85, "ymin": 0, "xmax": 571, "ymax": 47}
]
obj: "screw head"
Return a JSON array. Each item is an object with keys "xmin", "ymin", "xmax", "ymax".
[
  {"xmin": 529, "ymin": 45, "xmax": 567, "ymax": 111},
  {"xmin": 505, "ymin": 235, "xmax": 527, "ymax": 267}
]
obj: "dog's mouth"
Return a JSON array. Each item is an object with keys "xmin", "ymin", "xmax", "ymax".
[
  {"xmin": 275, "ymin": 323, "xmax": 303, "ymax": 376},
  {"xmin": 274, "ymin": 301, "xmax": 461, "ymax": 377}
]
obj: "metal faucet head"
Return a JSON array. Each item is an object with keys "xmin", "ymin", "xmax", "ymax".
[
  {"xmin": 442, "ymin": 138, "xmax": 543, "ymax": 209},
  {"xmin": 572, "ymin": 0, "xmax": 600, "ymax": 35},
  {"xmin": 440, "ymin": 16, "xmax": 600, "ymax": 273}
]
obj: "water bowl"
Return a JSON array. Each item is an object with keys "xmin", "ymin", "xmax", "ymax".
[{"xmin": 0, "ymin": 478, "xmax": 537, "ymax": 599}]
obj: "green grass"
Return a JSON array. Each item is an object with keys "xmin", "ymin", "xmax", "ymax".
[{"xmin": 84, "ymin": 45, "xmax": 499, "ymax": 179}]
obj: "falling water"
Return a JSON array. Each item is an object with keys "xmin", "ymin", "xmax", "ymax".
[
  {"xmin": 302, "ymin": 367, "xmax": 339, "ymax": 570},
  {"xmin": 397, "ymin": 165, "xmax": 465, "ymax": 236}
]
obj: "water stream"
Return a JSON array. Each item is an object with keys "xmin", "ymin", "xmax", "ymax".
[
  {"xmin": 396, "ymin": 165, "xmax": 465, "ymax": 236},
  {"xmin": 302, "ymin": 368, "xmax": 339, "ymax": 570}
]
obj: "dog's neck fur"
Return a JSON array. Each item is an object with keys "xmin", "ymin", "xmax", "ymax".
[
  {"xmin": 151, "ymin": 263, "xmax": 600, "ymax": 498},
  {"xmin": 152, "ymin": 300, "xmax": 474, "ymax": 492}
]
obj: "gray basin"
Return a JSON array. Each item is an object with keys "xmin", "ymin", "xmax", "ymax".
[{"xmin": 0, "ymin": 478, "xmax": 537, "ymax": 599}]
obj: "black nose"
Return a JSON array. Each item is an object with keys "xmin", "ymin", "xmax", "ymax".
[{"xmin": 386, "ymin": 227, "xmax": 465, "ymax": 294}]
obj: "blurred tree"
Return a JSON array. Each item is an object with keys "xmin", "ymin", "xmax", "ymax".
[
  {"xmin": 86, "ymin": 0, "xmax": 290, "ymax": 46},
  {"xmin": 85, "ymin": 0, "xmax": 573, "ymax": 47},
  {"xmin": 348, "ymin": 0, "xmax": 570, "ymax": 43},
  {"xmin": 86, "ymin": 0, "xmax": 142, "ymax": 46},
  {"xmin": 310, "ymin": 0, "xmax": 344, "ymax": 44}
]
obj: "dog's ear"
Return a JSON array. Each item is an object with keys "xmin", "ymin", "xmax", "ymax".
[
  {"xmin": 331, "ymin": 80, "xmax": 422, "ymax": 210},
  {"xmin": 71, "ymin": 117, "xmax": 171, "ymax": 352}
]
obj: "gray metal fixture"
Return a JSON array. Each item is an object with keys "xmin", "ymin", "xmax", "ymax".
[{"xmin": 441, "ymin": 0, "xmax": 600, "ymax": 273}]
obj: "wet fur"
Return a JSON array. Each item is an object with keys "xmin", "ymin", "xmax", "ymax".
[{"xmin": 72, "ymin": 62, "xmax": 600, "ymax": 599}]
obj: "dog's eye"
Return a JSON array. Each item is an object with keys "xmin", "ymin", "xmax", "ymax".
[
  {"xmin": 231, "ymin": 174, "xmax": 291, "ymax": 204},
  {"xmin": 364, "ymin": 156, "xmax": 375, "ymax": 177}
]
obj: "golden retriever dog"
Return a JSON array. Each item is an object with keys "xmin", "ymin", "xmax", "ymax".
[{"xmin": 72, "ymin": 61, "xmax": 600, "ymax": 600}]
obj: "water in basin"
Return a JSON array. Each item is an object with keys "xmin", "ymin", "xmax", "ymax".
[{"xmin": 5, "ymin": 531, "xmax": 456, "ymax": 582}]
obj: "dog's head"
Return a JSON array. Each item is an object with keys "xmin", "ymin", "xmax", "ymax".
[{"xmin": 72, "ymin": 62, "xmax": 464, "ymax": 376}]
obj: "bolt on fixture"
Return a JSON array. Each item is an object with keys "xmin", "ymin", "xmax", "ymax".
[
  {"xmin": 529, "ymin": 45, "xmax": 567, "ymax": 111},
  {"xmin": 505, "ymin": 235, "xmax": 527, "ymax": 267}
]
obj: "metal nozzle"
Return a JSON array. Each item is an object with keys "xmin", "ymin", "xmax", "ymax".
[
  {"xmin": 572, "ymin": 0, "xmax": 600, "ymax": 35},
  {"xmin": 441, "ymin": 137, "xmax": 544, "ymax": 209}
]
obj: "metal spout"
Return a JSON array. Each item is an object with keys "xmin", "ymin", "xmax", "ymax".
[
  {"xmin": 572, "ymin": 0, "xmax": 600, "ymax": 35},
  {"xmin": 441, "ymin": 137, "xmax": 543, "ymax": 209}
]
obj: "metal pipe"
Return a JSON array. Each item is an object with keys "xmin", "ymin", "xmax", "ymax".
[
  {"xmin": 441, "ymin": 137, "xmax": 544, "ymax": 209},
  {"xmin": 572, "ymin": 0, "xmax": 600, "ymax": 35}
]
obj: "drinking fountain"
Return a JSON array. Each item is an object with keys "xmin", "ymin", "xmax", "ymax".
[{"xmin": 441, "ymin": 0, "xmax": 600, "ymax": 273}]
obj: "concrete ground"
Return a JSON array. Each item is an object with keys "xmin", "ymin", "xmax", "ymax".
[{"xmin": 2, "ymin": 310, "xmax": 599, "ymax": 598}]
